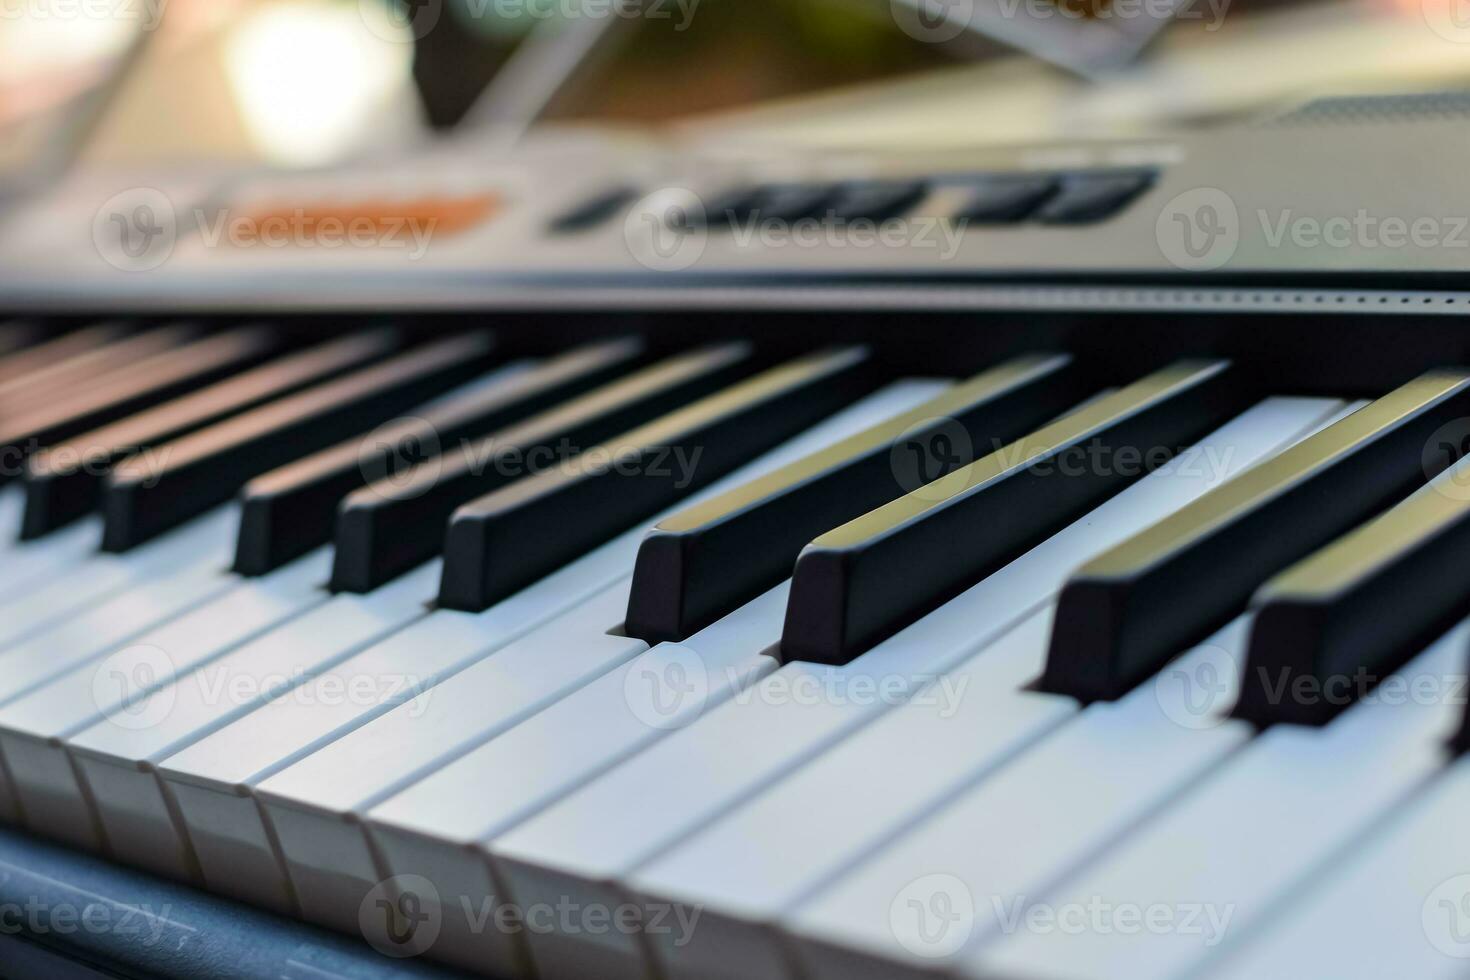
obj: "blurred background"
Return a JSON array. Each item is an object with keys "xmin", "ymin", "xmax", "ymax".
[{"xmin": 1, "ymin": 0, "xmax": 1467, "ymax": 188}]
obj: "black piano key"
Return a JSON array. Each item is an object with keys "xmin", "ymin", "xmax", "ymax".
[
  {"xmin": 234, "ymin": 337, "xmax": 645, "ymax": 577},
  {"xmin": 779, "ymin": 359, "xmax": 1245, "ymax": 667},
  {"xmin": 0, "ymin": 320, "xmax": 43, "ymax": 357},
  {"xmin": 0, "ymin": 322, "xmax": 193, "ymax": 412},
  {"xmin": 438, "ymin": 346, "xmax": 877, "ymax": 613},
  {"xmin": 0, "ymin": 322, "xmax": 131, "ymax": 386},
  {"xmin": 329, "ymin": 343, "xmax": 757, "ymax": 594},
  {"xmin": 1043, "ymin": 368, "xmax": 1470, "ymax": 704},
  {"xmin": 624, "ymin": 353, "xmax": 1091, "ymax": 645},
  {"xmin": 1234, "ymin": 457, "xmax": 1470, "ymax": 727},
  {"xmin": 22, "ymin": 329, "xmax": 403, "ymax": 539},
  {"xmin": 101, "ymin": 333, "xmax": 500, "ymax": 552},
  {"xmin": 0, "ymin": 325, "xmax": 278, "ymax": 484}
]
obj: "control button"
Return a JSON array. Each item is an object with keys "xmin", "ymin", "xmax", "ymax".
[
  {"xmin": 826, "ymin": 181, "xmax": 928, "ymax": 222},
  {"xmin": 547, "ymin": 186, "xmax": 639, "ymax": 234},
  {"xmin": 1034, "ymin": 172, "xmax": 1154, "ymax": 224},
  {"xmin": 952, "ymin": 176, "xmax": 1060, "ymax": 224},
  {"xmin": 695, "ymin": 184, "xmax": 840, "ymax": 229}
]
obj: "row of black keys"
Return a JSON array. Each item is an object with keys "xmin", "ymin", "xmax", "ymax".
[{"xmin": 2, "ymin": 319, "xmax": 1469, "ymax": 736}]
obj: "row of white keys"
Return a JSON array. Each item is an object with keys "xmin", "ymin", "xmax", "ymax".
[
  {"xmin": 369, "ymin": 581, "xmax": 795, "ymax": 976},
  {"xmin": 973, "ymin": 617, "xmax": 1470, "ymax": 980},
  {"xmin": 1199, "ymin": 754, "xmax": 1470, "ymax": 980},
  {"xmin": 156, "ymin": 382, "xmax": 948, "ymax": 925},
  {"xmin": 63, "ymin": 559, "xmax": 444, "ymax": 882},
  {"xmin": 785, "ymin": 616, "xmax": 1254, "ymax": 980},
  {"xmin": 0, "ymin": 529, "xmax": 247, "ymax": 711},
  {"xmin": 635, "ymin": 606, "xmax": 1074, "ymax": 980},
  {"xmin": 623, "ymin": 396, "xmax": 1346, "ymax": 980},
  {"xmin": 258, "ymin": 583, "xmax": 646, "ymax": 928},
  {"xmin": 174, "ymin": 578, "xmax": 640, "ymax": 916},
  {"xmin": 0, "ymin": 546, "xmax": 336, "ymax": 846},
  {"xmin": 486, "ymin": 395, "xmax": 1347, "ymax": 980},
  {"xmin": 0, "ymin": 503, "xmax": 240, "ymax": 650}
]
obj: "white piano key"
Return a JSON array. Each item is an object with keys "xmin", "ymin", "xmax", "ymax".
[
  {"xmin": 255, "ymin": 582, "xmax": 645, "ymax": 930},
  {"xmin": 64, "ymin": 560, "xmax": 441, "ymax": 883},
  {"xmin": 972, "ymin": 618, "xmax": 1470, "ymax": 980},
  {"xmin": 0, "ymin": 547, "xmax": 334, "ymax": 848},
  {"xmin": 0, "ymin": 517, "xmax": 102, "ymax": 603},
  {"xmin": 488, "ymin": 395, "xmax": 1344, "ymax": 980},
  {"xmin": 0, "ymin": 560, "xmax": 238, "ymax": 710},
  {"xmin": 784, "ymin": 617, "xmax": 1254, "ymax": 980},
  {"xmin": 366, "ymin": 583, "xmax": 791, "ymax": 976},
  {"xmin": 1201, "ymin": 757, "xmax": 1470, "ymax": 980},
  {"xmin": 219, "ymin": 380, "xmax": 946, "ymax": 931},
  {"xmin": 0, "ymin": 504, "xmax": 239, "ymax": 650},
  {"xmin": 0, "ymin": 484, "xmax": 23, "ymax": 546}
]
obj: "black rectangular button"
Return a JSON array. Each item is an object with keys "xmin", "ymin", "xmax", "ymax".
[
  {"xmin": 548, "ymin": 186, "xmax": 640, "ymax": 234},
  {"xmin": 438, "ymin": 347, "xmax": 876, "ymax": 613},
  {"xmin": 1034, "ymin": 172, "xmax": 1153, "ymax": 224},
  {"xmin": 1044, "ymin": 369, "xmax": 1470, "ymax": 703},
  {"xmin": 693, "ymin": 185, "xmax": 838, "ymax": 229},
  {"xmin": 624, "ymin": 353, "xmax": 1090, "ymax": 645},
  {"xmin": 101, "ymin": 333, "xmax": 500, "ymax": 552},
  {"xmin": 778, "ymin": 359, "xmax": 1244, "ymax": 667},
  {"xmin": 826, "ymin": 181, "xmax": 927, "ymax": 223},
  {"xmin": 953, "ymin": 176, "xmax": 1059, "ymax": 224}
]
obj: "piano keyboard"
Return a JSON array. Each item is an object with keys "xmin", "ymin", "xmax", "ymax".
[{"xmin": 0, "ymin": 319, "xmax": 1465, "ymax": 980}]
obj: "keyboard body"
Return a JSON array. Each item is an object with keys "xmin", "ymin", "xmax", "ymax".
[{"xmin": 0, "ymin": 94, "xmax": 1467, "ymax": 980}]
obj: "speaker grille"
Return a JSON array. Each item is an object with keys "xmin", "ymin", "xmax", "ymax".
[{"xmin": 1258, "ymin": 91, "xmax": 1470, "ymax": 127}]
